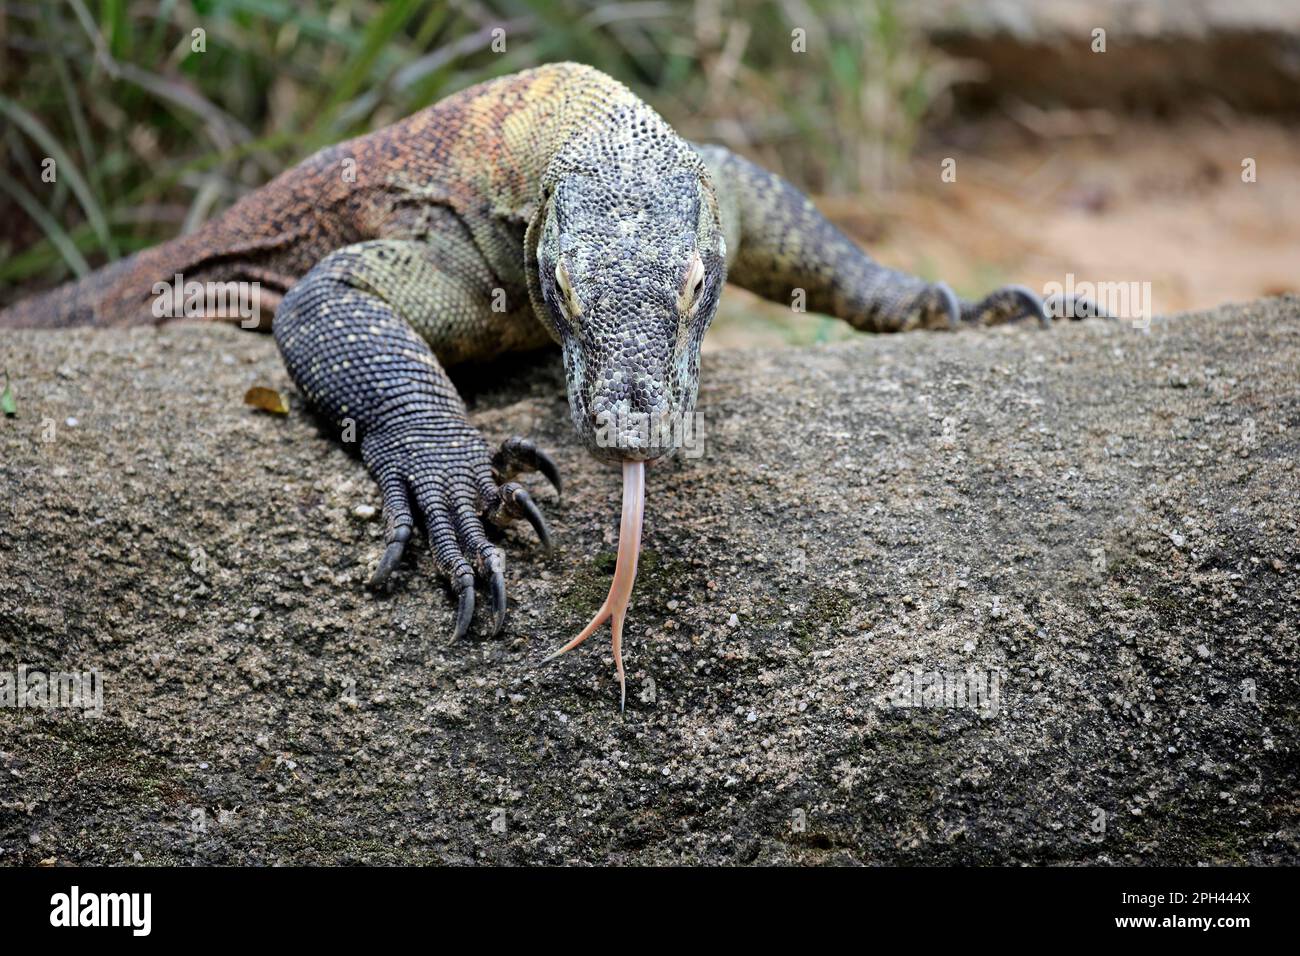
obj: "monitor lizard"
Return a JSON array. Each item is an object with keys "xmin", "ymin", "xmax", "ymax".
[{"xmin": 0, "ymin": 62, "xmax": 1094, "ymax": 705}]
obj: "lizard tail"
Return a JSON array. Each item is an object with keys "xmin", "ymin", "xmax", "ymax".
[
  {"xmin": 0, "ymin": 227, "xmax": 282, "ymax": 330},
  {"xmin": 0, "ymin": 256, "xmax": 146, "ymax": 329},
  {"xmin": 2, "ymin": 228, "xmax": 297, "ymax": 332}
]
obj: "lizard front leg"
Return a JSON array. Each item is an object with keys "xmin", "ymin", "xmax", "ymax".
[
  {"xmin": 273, "ymin": 238, "xmax": 557, "ymax": 639},
  {"xmin": 695, "ymin": 143, "xmax": 1095, "ymax": 331}
]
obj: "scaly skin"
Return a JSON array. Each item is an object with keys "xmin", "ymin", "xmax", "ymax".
[{"xmin": 0, "ymin": 62, "xmax": 1079, "ymax": 647}]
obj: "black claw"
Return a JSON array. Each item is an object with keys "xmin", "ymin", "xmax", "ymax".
[
  {"xmin": 490, "ymin": 570, "xmax": 507, "ymax": 636},
  {"xmin": 452, "ymin": 578, "xmax": 475, "ymax": 642},
  {"xmin": 369, "ymin": 529, "xmax": 410, "ymax": 588},
  {"xmin": 515, "ymin": 488, "xmax": 552, "ymax": 550},
  {"xmin": 495, "ymin": 436, "xmax": 564, "ymax": 498},
  {"xmin": 1043, "ymin": 292, "xmax": 1063, "ymax": 321},
  {"xmin": 534, "ymin": 448, "xmax": 563, "ymax": 497},
  {"xmin": 1005, "ymin": 284, "xmax": 1050, "ymax": 328},
  {"xmin": 935, "ymin": 282, "xmax": 960, "ymax": 330}
]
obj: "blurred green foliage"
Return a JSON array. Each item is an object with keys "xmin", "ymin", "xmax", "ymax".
[{"xmin": 0, "ymin": 0, "xmax": 946, "ymax": 301}]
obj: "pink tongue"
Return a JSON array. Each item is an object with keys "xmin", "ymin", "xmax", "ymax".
[{"xmin": 543, "ymin": 460, "xmax": 646, "ymax": 710}]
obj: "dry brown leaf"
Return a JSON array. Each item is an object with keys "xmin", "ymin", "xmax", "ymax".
[{"xmin": 244, "ymin": 386, "xmax": 289, "ymax": 415}]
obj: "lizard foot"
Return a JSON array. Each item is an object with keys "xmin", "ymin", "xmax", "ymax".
[
  {"xmin": 957, "ymin": 284, "xmax": 1113, "ymax": 328},
  {"xmin": 363, "ymin": 426, "xmax": 557, "ymax": 641}
]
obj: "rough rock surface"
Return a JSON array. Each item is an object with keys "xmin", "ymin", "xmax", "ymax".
[
  {"xmin": 1, "ymin": 297, "xmax": 1297, "ymax": 865},
  {"xmin": 919, "ymin": 0, "xmax": 1300, "ymax": 115}
]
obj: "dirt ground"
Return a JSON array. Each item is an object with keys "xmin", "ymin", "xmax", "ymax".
[
  {"xmin": 1, "ymin": 297, "xmax": 1296, "ymax": 864},
  {"xmin": 708, "ymin": 118, "xmax": 1300, "ymax": 349}
]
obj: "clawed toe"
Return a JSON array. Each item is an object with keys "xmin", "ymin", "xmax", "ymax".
[
  {"xmin": 513, "ymin": 486, "xmax": 553, "ymax": 549},
  {"xmin": 965, "ymin": 284, "xmax": 1049, "ymax": 328},
  {"xmin": 489, "ymin": 570, "xmax": 507, "ymax": 636},
  {"xmin": 933, "ymin": 282, "xmax": 960, "ymax": 330},
  {"xmin": 1004, "ymin": 284, "xmax": 1051, "ymax": 327},
  {"xmin": 360, "ymin": 428, "xmax": 558, "ymax": 643},
  {"xmin": 483, "ymin": 479, "xmax": 553, "ymax": 550},
  {"xmin": 493, "ymin": 435, "xmax": 563, "ymax": 497},
  {"xmin": 369, "ymin": 526, "xmax": 411, "ymax": 588},
  {"xmin": 451, "ymin": 573, "xmax": 476, "ymax": 642},
  {"xmin": 531, "ymin": 449, "xmax": 563, "ymax": 496}
]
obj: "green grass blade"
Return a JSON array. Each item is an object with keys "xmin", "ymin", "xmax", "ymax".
[
  {"xmin": 0, "ymin": 95, "xmax": 116, "ymax": 259},
  {"xmin": 0, "ymin": 175, "xmax": 92, "ymax": 278}
]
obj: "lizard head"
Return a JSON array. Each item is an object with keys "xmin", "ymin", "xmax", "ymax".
[
  {"xmin": 528, "ymin": 120, "xmax": 726, "ymax": 708},
  {"xmin": 529, "ymin": 159, "xmax": 726, "ymax": 463}
]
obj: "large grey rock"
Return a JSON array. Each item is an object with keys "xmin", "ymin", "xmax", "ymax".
[
  {"xmin": 1, "ymin": 297, "xmax": 1296, "ymax": 864},
  {"xmin": 918, "ymin": 0, "xmax": 1300, "ymax": 114}
]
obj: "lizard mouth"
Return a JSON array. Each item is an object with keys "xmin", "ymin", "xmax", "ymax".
[{"xmin": 542, "ymin": 459, "xmax": 646, "ymax": 710}]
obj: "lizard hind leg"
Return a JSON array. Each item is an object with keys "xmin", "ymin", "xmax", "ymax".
[{"xmin": 693, "ymin": 142, "xmax": 1111, "ymax": 335}]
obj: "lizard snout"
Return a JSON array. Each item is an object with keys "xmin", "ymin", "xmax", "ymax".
[
  {"xmin": 562, "ymin": 338, "xmax": 690, "ymax": 463},
  {"xmin": 587, "ymin": 394, "xmax": 678, "ymax": 462}
]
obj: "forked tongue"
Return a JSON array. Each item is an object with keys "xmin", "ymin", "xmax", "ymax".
[{"xmin": 542, "ymin": 460, "xmax": 646, "ymax": 710}]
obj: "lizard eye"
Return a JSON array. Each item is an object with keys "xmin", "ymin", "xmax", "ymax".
[
  {"xmin": 555, "ymin": 260, "xmax": 582, "ymax": 317},
  {"xmin": 679, "ymin": 252, "xmax": 706, "ymax": 315}
]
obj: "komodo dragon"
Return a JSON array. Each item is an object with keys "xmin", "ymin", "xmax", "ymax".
[{"xmin": 0, "ymin": 62, "xmax": 1094, "ymax": 706}]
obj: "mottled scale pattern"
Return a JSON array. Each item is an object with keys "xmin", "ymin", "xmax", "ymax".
[
  {"xmin": 1, "ymin": 62, "xmax": 1059, "ymax": 632},
  {"xmin": 693, "ymin": 145, "xmax": 932, "ymax": 330}
]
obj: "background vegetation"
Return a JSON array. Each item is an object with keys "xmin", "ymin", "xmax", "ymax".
[{"xmin": 0, "ymin": 0, "xmax": 947, "ymax": 305}]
